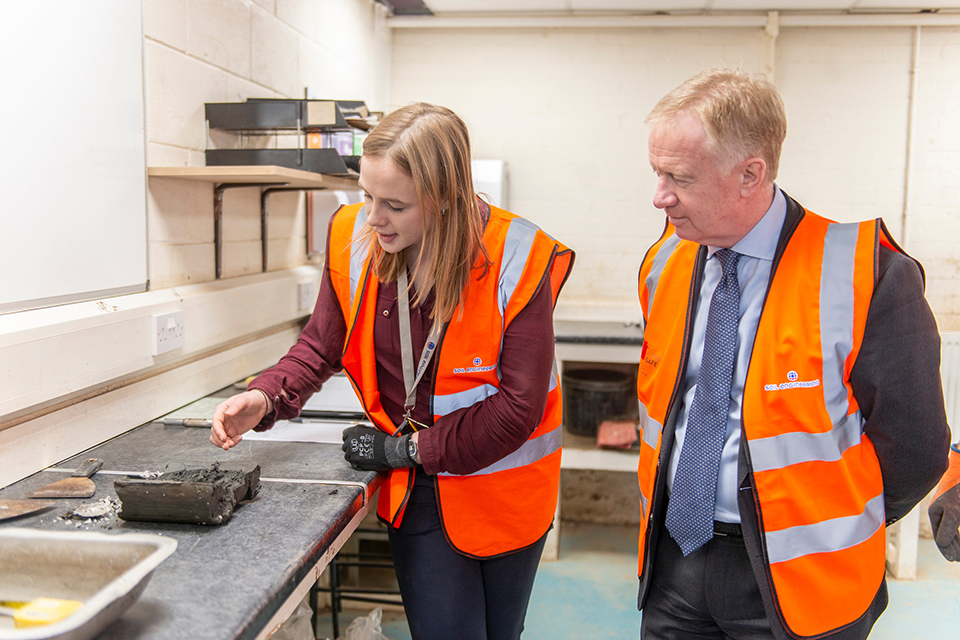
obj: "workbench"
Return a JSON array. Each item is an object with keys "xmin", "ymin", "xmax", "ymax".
[{"xmin": 0, "ymin": 405, "xmax": 381, "ymax": 640}]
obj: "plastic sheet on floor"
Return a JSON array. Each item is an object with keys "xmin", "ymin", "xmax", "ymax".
[{"xmin": 338, "ymin": 607, "xmax": 391, "ymax": 640}]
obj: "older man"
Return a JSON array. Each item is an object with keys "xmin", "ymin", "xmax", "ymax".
[{"xmin": 635, "ymin": 68, "xmax": 951, "ymax": 639}]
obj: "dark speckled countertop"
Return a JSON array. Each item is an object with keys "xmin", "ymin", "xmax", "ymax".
[{"xmin": 0, "ymin": 419, "xmax": 381, "ymax": 640}]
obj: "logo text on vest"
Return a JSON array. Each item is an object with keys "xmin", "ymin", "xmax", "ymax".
[
  {"xmin": 764, "ymin": 370, "xmax": 821, "ymax": 391},
  {"xmin": 639, "ymin": 341, "xmax": 661, "ymax": 379},
  {"xmin": 453, "ymin": 357, "xmax": 498, "ymax": 374}
]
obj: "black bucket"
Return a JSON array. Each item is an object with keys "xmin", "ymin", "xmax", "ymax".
[{"xmin": 562, "ymin": 369, "xmax": 634, "ymax": 437}]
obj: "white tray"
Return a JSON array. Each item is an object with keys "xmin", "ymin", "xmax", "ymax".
[{"xmin": 0, "ymin": 528, "xmax": 177, "ymax": 640}]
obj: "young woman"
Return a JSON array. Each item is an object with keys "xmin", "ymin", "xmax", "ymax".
[{"xmin": 210, "ymin": 103, "xmax": 574, "ymax": 640}]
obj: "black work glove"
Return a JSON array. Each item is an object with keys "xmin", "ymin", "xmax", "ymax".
[
  {"xmin": 341, "ymin": 425, "xmax": 415, "ymax": 471},
  {"xmin": 929, "ymin": 444, "xmax": 960, "ymax": 562}
]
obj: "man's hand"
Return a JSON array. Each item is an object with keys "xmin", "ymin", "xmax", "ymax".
[
  {"xmin": 929, "ymin": 444, "xmax": 960, "ymax": 562},
  {"xmin": 210, "ymin": 390, "xmax": 269, "ymax": 451},
  {"xmin": 341, "ymin": 425, "xmax": 415, "ymax": 471}
]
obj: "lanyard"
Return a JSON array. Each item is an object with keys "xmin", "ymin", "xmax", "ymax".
[{"xmin": 395, "ymin": 268, "xmax": 441, "ymax": 435}]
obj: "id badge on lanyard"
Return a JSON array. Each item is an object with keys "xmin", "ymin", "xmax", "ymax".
[{"xmin": 393, "ymin": 268, "xmax": 442, "ymax": 436}]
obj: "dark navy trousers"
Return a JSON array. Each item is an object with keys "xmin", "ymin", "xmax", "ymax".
[{"xmin": 387, "ymin": 473, "xmax": 547, "ymax": 640}]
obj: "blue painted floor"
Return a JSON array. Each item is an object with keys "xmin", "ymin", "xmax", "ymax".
[
  {"xmin": 318, "ymin": 522, "xmax": 960, "ymax": 639},
  {"xmin": 874, "ymin": 537, "xmax": 960, "ymax": 639}
]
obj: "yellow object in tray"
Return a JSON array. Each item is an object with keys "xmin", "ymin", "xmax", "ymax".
[{"xmin": 0, "ymin": 597, "xmax": 84, "ymax": 628}]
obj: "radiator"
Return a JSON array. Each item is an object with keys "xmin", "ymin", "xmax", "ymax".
[{"xmin": 942, "ymin": 332, "xmax": 960, "ymax": 442}]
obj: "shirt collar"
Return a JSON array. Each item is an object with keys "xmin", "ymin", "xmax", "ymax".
[{"xmin": 707, "ymin": 185, "xmax": 785, "ymax": 262}]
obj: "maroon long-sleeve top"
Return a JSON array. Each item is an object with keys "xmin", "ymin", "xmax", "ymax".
[{"xmin": 248, "ymin": 225, "xmax": 556, "ymax": 476}]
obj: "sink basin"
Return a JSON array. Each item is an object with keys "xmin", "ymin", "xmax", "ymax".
[{"xmin": 0, "ymin": 528, "xmax": 177, "ymax": 640}]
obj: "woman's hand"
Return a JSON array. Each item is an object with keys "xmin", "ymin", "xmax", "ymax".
[{"xmin": 210, "ymin": 390, "xmax": 269, "ymax": 450}]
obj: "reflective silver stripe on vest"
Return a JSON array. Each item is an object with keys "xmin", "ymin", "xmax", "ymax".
[
  {"xmin": 749, "ymin": 412, "xmax": 862, "ymax": 472},
  {"xmin": 432, "ymin": 214, "xmax": 560, "ymax": 478},
  {"xmin": 349, "ymin": 206, "xmax": 370, "ymax": 307},
  {"xmin": 637, "ymin": 401, "xmax": 659, "ymax": 519},
  {"xmin": 439, "ymin": 426, "xmax": 561, "ymax": 477},
  {"xmin": 638, "ymin": 400, "xmax": 662, "ymax": 451},
  {"xmin": 749, "ymin": 221, "xmax": 864, "ymax": 473},
  {"xmin": 499, "ymin": 217, "xmax": 538, "ymax": 317},
  {"xmin": 434, "ymin": 383, "xmax": 499, "ymax": 416},
  {"xmin": 645, "ymin": 233, "xmax": 681, "ymax": 314},
  {"xmin": 820, "ymin": 222, "xmax": 860, "ymax": 426},
  {"xmin": 766, "ymin": 492, "xmax": 884, "ymax": 564}
]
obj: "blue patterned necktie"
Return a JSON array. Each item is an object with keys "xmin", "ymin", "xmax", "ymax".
[{"xmin": 665, "ymin": 249, "xmax": 742, "ymax": 556}]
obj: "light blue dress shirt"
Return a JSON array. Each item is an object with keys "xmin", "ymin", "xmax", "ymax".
[{"xmin": 666, "ymin": 187, "xmax": 787, "ymax": 523}]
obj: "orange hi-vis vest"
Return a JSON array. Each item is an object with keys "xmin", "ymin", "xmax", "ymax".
[
  {"xmin": 328, "ymin": 202, "xmax": 574, "ymax": 558},
  {"xmin": 637, "ymin": 209, "xmax": 904, "ymax": 637}
]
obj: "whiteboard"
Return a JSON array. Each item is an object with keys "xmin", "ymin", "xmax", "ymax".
[{"xmin": 0, "ymin": 1, "xmax": 147, "ymax": 313}]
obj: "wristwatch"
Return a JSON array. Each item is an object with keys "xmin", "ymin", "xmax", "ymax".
[{"xmin": 406, "ymin": 436, "xmax": 419, "ymax": 465}]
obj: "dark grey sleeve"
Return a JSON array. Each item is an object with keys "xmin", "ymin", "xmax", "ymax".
[{"xmin": 850, "ymin": 246, "xmax": 952, "ymax": 524}]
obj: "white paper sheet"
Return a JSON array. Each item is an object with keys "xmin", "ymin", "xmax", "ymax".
[
  {"xmin": 242, "ymin": 419, "xmax": 367, "ymax": 444},
  {"xmin": 302, "ymin": 374, "xmax": 365, "ymax": 414}
]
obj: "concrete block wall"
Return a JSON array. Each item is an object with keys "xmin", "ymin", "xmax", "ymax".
[
  {"xmin": 144, "ymin": 0, "xmax": 389, "ymax": 289},
  {"xmin": 390, "ymin": 24, "xmax": 960, "ymax": 330},
  {"xmin": 776, "ymin": 28, "xmax": 913, "ymax": 231},
  {"xmin": 912, "ymin": 28, "xmax": 960, "ymax": 326}
]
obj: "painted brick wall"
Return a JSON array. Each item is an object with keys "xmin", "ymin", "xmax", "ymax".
[
  {"xmin": 391, "ymin": 25, "xmax": 960, "ymax": 329},
  {"xmin": 144, "ymin": 0, "xmax": 390, "ymax": 289},
  {"xmin": 912, "ymin": 28, "xmax": 960, "ymax": 330}
]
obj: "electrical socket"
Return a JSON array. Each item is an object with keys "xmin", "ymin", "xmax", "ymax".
[
  {"xmin": 152, "ymin": 310, "xmax": 184, "ymax": 356},
  {"xmin": 298, "ymin": 281, "xmax": 317, "ymax": 313}
]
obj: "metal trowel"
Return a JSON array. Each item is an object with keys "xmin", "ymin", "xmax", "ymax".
[
  {"xmin": 0, "ymin": 499, "xmax": 56, "ymax": 521},
  {"xmin": 29, "ymin": 458, "xmax": 103, "ymax": 499}
]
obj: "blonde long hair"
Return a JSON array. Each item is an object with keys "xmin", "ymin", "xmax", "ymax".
[{"xmin": 361, "ymin": 103, "xmax": 490, "ymax": 324}]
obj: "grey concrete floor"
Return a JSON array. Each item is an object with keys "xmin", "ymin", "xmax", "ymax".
[{"xmin": 317, "ymin": 521, "xmax": 960, "ymax": 639}]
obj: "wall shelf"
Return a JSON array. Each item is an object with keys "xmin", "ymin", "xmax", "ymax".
[
  {"xmin": 562, "ymin": 429, "xmax": 639, "ymax": 472},
  {"xmin": 148, "ymin": 166, "xmax": 359, "ymax": 278},
  {"xmin": 148, "ymin": 165, "xmax": 358, "ymax": 190}
]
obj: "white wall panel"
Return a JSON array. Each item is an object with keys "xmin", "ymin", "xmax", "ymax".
[{"xmin": 0, "ymin": 1, "xmax": 147, "ymax": 313}]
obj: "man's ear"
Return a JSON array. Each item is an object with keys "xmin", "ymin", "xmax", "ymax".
[{"xmin": 741, "ymin": 157, "xmax": 767, "ymax": 197}]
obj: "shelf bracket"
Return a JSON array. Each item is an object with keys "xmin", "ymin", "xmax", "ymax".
[
  {"xmin": 260, "ymin": 187, "xmax": 315, "ymax": 274},
  {"xmin": 213, "ymin": 182, "xmax": 285, "ymax": 279}
]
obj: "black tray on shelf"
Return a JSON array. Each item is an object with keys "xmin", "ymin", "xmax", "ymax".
[
  {"xmin": 205, "ymin": 148, "xmax": 351, "ymax": 175},
  {"xmin": 205, "ymin": 99, "xmax": 351, "ymax": 131}
]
